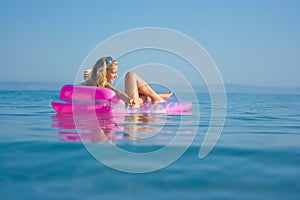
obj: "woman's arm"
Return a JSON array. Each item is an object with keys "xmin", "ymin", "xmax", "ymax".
[{"xmin": 105, "ymin": 84, "xmax": 135, "ymax": 108}]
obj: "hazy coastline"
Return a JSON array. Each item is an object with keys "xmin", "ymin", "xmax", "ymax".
[{"xmin": 0, "ymin": 81, "xmax": 299, "ymax": 94}]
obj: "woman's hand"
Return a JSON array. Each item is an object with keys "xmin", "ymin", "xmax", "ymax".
[
  {"xmin": 84, "ymin": 69, "xmax": 92, "ymax": 80},
  {"xmin": 125, "ymin": 98, "xmax": 135, "ymax": 109}
]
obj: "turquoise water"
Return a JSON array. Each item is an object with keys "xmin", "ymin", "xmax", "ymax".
[{"xmin": 1, "ymin": 90, "xmax": 300, "ymax": 199}]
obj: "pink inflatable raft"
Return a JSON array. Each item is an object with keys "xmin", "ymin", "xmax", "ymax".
[{"xmin": 51, "ymin": 85, "xmax": 192, "ymax": 114}]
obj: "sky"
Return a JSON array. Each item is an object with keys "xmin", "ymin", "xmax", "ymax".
[{"xmin": 0, "ymin": 0, "xmax": 299, "ymax": 87}]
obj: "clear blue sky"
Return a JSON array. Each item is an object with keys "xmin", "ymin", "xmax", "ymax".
[{"xmin": 1, "ymin": 0, "xmax": 299, "ymax": 87}]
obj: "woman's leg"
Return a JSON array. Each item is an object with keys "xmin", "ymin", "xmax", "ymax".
[
  {"xmin": 125, "ymin": 72, "xmax": 142, "ymax": 108},
  {"xmin": 125, "ymin": 71, "xmax": 167, "ymax": 106}
]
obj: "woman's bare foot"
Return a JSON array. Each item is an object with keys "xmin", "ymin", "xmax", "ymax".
[
  {"xmin": 151, "ymin": 96, "xmax": 165, "ymax": 104},
  {"xmin": 135, "ymin": 92, "xmax": 172, "ymax": 105},
  {"xmin": 158, "ymin": 91, "xmax": 172, "ymax": 99},
  {"xmin": 130, "ymin": 103, "xmax": 140, "ymax": 109}
]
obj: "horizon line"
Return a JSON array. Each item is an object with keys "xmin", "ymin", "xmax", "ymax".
[{"xmin": 0, "ymin": 81, "xmax": 299, "ymax": 89}]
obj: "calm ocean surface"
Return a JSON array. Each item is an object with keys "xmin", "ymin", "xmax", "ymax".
[{"xmin": 1, "ymin": 89, "xmax": 300, "ymax": 199}]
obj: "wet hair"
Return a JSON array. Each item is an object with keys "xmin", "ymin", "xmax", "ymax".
[{"xmin": 82, "ymin": 57, "xmax": 117, "ymax": 87}]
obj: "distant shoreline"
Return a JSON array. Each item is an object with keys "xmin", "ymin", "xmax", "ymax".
[
  {"xmin": 0, "ymin": 82, "xmax": 299, "ymax": 94},
  {"xmin": 211, "ymin": 84, "xmax": 300, "ymax": 94},
  {"xmin": 0, "ymin": 81, "xmax": 68, "ymax": 91}
]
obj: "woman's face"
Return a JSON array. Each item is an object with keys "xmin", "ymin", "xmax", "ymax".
[{"xmin": 106, "ymin": 64, "xmax": 118, "ymax": 83}]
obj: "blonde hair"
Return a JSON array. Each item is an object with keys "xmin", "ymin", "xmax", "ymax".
[{"xmin": 82, "ymin": 57, "xmax": 117, "ymax": 87}]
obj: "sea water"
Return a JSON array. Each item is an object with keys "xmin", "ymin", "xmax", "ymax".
[{"xmin": 0, "ymin": 89, "xmax": 300, "ymax": 199}]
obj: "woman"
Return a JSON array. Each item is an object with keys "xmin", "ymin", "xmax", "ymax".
[{"xmin": 82, "ymin": 56, "xmax": 172, "ymax": 108}]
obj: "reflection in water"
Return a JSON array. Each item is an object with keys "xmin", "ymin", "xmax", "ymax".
[{"xmin": 52, "ymin": 112, "xmax": 194, "ymax": 144}]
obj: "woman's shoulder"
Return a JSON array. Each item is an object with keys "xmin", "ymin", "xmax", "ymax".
[
  {"xmin": 104, "ymin": 82, "xmax": 119, "ymax": 93},
  {"xmin": 104, "ymin": 82, "xmax": 114, "ymax": 89}
]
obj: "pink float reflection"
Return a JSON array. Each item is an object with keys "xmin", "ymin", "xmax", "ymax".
[{"xmin": 52, "ymin": 112, "xmax": 169, "ymax": 142}]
